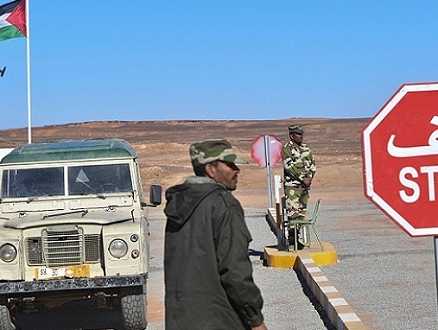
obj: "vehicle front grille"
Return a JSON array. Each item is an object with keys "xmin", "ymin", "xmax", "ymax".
[{"xmin": 26, "ymin": 226, "xmax": 101, "ymax": 267}]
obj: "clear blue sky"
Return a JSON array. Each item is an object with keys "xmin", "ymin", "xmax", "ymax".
[{"xmin": 2, "ymin": 1, "xmax": 438, "ymax": 130}]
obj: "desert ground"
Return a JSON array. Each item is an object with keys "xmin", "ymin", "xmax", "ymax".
[{"xmin": 0, "ymin": 117, "xmax": 369, "ymax": 206}]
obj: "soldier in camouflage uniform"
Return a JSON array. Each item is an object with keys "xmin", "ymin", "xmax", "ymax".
[{"xmin": 281, "ymin": 125, "xmax": 316, "ymax": 249}]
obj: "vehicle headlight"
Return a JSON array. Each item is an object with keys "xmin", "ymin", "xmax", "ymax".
[
  {"xmin": 0, "ymin": 244, "xmax": 17, "ymax": 262},
  {"xmin": 109, "ymin": 239, "xmax": 128, "ymax": 258}
]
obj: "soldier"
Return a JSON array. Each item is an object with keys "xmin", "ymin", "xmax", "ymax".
[
  {"xmin": 164, "ymin": 138, "xmax": 268, "ymax": 330},
  {"xmin": 281, "ymin": 125, "xmax": 316, "ymax": 249}
]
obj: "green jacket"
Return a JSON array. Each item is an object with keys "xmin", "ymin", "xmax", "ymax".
[{"xmin": 164, "ymin": 176, "xmax": 265, "ymax": 330}]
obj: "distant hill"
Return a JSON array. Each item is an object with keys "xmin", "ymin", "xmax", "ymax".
[
  {"xmin": 0, "ymin": 118, "xmax": 369, "ymax": 148},
  {"xmin": 0, "ymin": 118, "xmax": 369, "ymax": 207}
]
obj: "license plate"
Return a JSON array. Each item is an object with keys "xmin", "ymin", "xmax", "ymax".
[
  {"xmin": 36, "ymin": 267, "xmax": 65, "ymax": 280},
  {"xmin": 35, "ymin": 265, "xmax": 90, "ymax": 280}
]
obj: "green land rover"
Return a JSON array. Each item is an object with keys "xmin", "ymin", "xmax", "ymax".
[{"xmin": 0, "ymin": 138, "xmax": 161, "ymax": 330}]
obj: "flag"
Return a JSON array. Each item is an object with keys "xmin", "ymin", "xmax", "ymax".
[{"xmin": 0, "ymin": 0, "xmax": 26, "ymax": 42}]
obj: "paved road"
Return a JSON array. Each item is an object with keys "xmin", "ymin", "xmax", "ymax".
[{"xmin": 319, "ymin": 199, "xmax": 438, "ymax": 330}]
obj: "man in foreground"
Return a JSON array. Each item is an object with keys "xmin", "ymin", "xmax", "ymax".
[
  {"xmin": 164, "ymin": 138, "xmax": 268, "ymax": 330},
  {"xmin": 281, "ymin": 125, "xmax": 316, "ymax": 249}
]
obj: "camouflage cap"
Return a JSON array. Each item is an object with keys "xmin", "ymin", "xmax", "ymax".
[
  {"xmin": 288, "ymin": 125, "xmax": 304, "ymax": 134},
  {"xmin": 189, "ymin": 138, "xmax": 248, "ymax": 167}
]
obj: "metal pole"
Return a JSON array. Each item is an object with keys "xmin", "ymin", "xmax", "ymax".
[
  {"xmin": 264, "ymin": 135, "xmax": 273, "ymax": 208},
  {"xmin": 26, "ymin": 0, "xmax": 32, "ymax": 143}
]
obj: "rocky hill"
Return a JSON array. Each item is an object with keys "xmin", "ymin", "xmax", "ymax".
[{"xmin": 0, "ymin": 118, "xmax": 370, "ymax": 207}]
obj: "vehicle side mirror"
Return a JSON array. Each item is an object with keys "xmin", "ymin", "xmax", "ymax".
[{"xmin": 149, "ymin": 184, "xmax": 162, "ymax": 207}]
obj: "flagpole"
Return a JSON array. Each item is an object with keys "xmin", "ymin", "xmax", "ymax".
[{"xmin": 25, "ymin": 0, "xmax": 31, "ymax": 143}]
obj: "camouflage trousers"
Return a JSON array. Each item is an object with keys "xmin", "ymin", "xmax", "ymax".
[{"xmin": 284, "ymin": 186, "xmax": 309, "ymax": 222}]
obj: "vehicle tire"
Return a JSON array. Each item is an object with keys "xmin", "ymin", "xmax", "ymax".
[
  {"xmin": 120, "ymin": 285, "xmax": 147, "ymax": 330},
  {"xmin": 0, "ymin": 305, "xmax": 15, "ymax": 330}
]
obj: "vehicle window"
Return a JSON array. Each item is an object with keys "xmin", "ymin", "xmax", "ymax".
[
  {"xmin": 1, "ymin": 167, "xmax": 64, "ymax": 198},
  {"xmin": 68, "ymin": 163, "xmax": 132, "ymax": 195}
]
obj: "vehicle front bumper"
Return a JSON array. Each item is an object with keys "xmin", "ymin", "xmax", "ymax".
[{"xmin": 0, "ymin": 273, "xmax": 147, "ymax": 294}]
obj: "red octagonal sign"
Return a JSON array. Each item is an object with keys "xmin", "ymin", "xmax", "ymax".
[{"xmin": 363, "ymin": 82, "xmax": 438, "ymax": 237}]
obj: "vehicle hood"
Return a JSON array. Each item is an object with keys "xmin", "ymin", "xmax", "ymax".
[{"xmin": 2, "ymin": 208, "xmax": 135, "ymax": 229}]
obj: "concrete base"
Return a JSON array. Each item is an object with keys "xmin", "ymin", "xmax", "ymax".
[
  {"xmin": 264, "ymin": 241, "xmax": 338, "ymax": 268},
  {"xmin": 264, "ymin": 207, "xmax": 337, "ymax": 267}
]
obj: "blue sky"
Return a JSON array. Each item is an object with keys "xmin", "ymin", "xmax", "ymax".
[{"xmin": 1, "ymin": 1, "xmax": 438, "ymax": 130}]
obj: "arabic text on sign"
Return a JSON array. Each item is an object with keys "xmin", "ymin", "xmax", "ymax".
[{"xmin": 387, "ymin": 115, "xmax": 438, "ymax": 158}]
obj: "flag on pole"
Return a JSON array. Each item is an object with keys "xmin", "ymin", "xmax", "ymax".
[{"xmin": 0, "ymin": 0, "xmax": 26, "ymax": 41}]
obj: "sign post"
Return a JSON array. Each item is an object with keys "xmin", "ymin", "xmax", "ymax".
[
  {"xmin": 251, "ymin": 135, "xmax": 283, "ymax": 207},
  {"xmin": 362, "ymin": 82, "xmax": 438, "ymax": 309}
]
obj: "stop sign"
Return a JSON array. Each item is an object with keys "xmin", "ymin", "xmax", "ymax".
[
  {"xmin": 363, "ymin": 82, "xmax": 438, "ymax": 236},
  {"xmin": 251, "ymin": 135, "xmax": 283, "ymax": 167}
]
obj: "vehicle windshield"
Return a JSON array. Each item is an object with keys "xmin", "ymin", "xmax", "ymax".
[{"xmin": 1, "ymin": 163, "xmax": 133, "ymax": 198}]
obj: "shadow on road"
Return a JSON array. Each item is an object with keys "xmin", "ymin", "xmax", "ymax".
[{"xmin": 14, "ymin": 300, "xmax": 125, "ymax": 330}]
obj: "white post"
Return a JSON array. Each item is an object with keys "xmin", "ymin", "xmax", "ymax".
[
  {"xmin": 274, "ymin": 175, "xmax": 281, "ymax": 205},
  {"xmin": 274, "ymin": 175, "xmax": 285, "ymax": 250},
  {"xmin": 264, "ymin": 135, "xmax": 273, "ymax": 208}
]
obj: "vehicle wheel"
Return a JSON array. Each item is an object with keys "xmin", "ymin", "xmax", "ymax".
[
  {"xmin": 120, "ymin": 285, "xmax": 147, "ymax": 330},
  {"xmin": 0, "ymin": 305, "xmax": 15, "ymax": 330}
]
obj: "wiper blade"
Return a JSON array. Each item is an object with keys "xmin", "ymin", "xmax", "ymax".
[{"xmin": 42, "ymin": 209, "xmax": 88, "ymax": 219}]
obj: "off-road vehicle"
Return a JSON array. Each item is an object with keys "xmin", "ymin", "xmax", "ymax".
[{"xmin": 0, "ymin": 138, "xmax": 161, "ymax": 330}]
